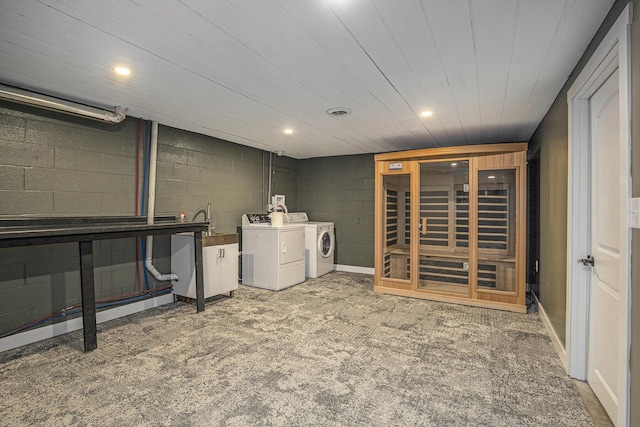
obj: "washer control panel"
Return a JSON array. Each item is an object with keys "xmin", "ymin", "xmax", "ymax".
[{"xmin": 285, "ymin": 212, "xmax": 309, "ymax": 223}]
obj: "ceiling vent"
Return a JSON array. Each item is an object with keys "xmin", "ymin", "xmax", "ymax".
[{"xmin": 326, "ymin": 107, "xmax": 352, "ymax": 116}]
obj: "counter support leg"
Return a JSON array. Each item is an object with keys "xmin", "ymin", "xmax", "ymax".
[
  {"xmin": 194, "ymin": 231, "xmax": 205, "ymax": 312},
  {"xmin": 79, "ymin": 240, "xmax": 97, "ymax": 352}
]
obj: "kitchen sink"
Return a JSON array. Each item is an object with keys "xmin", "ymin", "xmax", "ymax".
[{"xmin": 202, "ymin": 233, "xmax": 238, "ymax": 246}]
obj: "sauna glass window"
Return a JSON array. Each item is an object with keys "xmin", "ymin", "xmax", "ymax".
[
  {"xmin": 381, "ymin": 174, "xmax": 411, "ymax": 281},
  {"xmin": 418, "ymin": 161, "xmax": 469, "ymax": 295},
  {"xmin": 477, "ymin": 169, "xmax": 517, "ymax": 293}
]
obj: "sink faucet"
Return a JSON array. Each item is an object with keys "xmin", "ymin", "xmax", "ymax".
[
  {"xmin": 191, "ymin": 203, "xmax": 214, "ymax": 236},
  {"xmin": 206, "ymin": 202, "xmax": 213, "ymax": 235}
]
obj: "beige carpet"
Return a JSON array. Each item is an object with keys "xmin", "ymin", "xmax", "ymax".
[{"xmin": 0, "ymin": 272, "xmax": 593, "ymax": 426}]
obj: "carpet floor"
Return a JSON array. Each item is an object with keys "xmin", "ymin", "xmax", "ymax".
[{"xmin": 0, "ymin": 272, "xmax": 593, "ymax": 426}]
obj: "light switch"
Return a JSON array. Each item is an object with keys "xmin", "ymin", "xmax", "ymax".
[{"xmin": 631, "ymin": 197, "xmax": 640, "ymax": 229}]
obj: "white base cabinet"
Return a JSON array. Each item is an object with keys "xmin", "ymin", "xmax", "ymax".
[
  {"xmin": 171, "ymin": 234, "xmax": 239, "ymax": 299},
  {"xmin": 207, "ymin": 243, "xmax": 239, "ymax": 295}
]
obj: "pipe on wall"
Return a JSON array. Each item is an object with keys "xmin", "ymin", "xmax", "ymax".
[
  {"xmin": 145, "ymin": 121, "xmax": 178, "ymax": 282},
  {"xmin": 267, "ymin": 151, "xmax": 273, "ymax": 211},
  {"xmin": 0, "ymin": 83, "xmax": 127, "ymax": 123}
]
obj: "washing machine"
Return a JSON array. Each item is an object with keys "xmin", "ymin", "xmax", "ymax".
[
  {"xmin": 241, "ymin": 213, "xmax": 306, "ymax": 290},
  {"xmin": 286, "ymin": 212, "xmax": 335, "ymax": 278}
]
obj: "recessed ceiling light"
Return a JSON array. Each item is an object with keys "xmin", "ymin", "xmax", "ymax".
[
  {"xmin": 114, "ymin": 67, "xmax": 131, "ymax": 76},
  {"xmin": 284, "ymin": 129, "xmax": 293, "ymax": 135},
  {"xmin": 421, "ymin": 111, "xmax": 433, "ymax": 117}
]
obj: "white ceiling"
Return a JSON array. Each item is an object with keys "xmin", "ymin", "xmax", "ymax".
[{"xmin": 0, "ymin": 0, "xmax": 614, "ymax": 159}]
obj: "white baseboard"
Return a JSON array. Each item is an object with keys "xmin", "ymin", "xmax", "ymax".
[
  {"xmin": 536, "ymin": 294, "xmax": 568, "ymax": 370},
  {"xmin": 0, "ymin": 294, "xmax": 174, "ymax": 353},
  {"xmin": 334, "ymin": 264, "xmax": 374, "ymax": 275}
]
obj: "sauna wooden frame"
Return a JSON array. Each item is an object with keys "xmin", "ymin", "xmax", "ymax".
[{"xmin": 374, "ymin": 143, "xmax": 528, "ymax": 313}]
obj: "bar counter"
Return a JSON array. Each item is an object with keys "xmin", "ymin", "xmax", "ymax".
[{"xmin": 0, "ymin": 216, "xmax": 209, "ymax": 352}]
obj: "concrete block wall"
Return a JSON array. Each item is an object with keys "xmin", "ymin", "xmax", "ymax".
[
  {"xmin": 268, "ymin": 154, "xmax": 298, "ymax": 212},
  {"xmin": 297, "ymin": 154, "xmax": 374, "ymax": 268},
  {"xmin": 0, "ymin": 101, "xmax": 293, "ymax": 336}
]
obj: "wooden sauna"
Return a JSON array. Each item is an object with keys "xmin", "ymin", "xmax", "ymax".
[{"xmin": 374, "ymin": 143, "xmax": 527, "ymax": 313}]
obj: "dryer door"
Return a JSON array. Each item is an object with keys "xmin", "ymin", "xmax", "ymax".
[
  {"xmin": 318, "ymin": 229, "xmax": 335, "ymax": 258},
  {"xmin": 280, "ymin": 228, "xmax": 305, "ymax": 265}
]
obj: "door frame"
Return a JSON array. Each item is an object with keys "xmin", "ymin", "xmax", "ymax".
[{"xmin": 566, "ymin": 4, "xmax": 632, "ymax": 425}]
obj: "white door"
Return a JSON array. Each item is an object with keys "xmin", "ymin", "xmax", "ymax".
[{"xmin": 587, "ymin": 67, "xmax": 620, "ymax": 425}]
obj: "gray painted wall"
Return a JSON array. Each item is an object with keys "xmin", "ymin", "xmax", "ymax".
[
  {"xmin": 530, "ymin": 0, "xmax": 639, "ymax": 423},
  {"xmin": 297, "ymin": 155, "xmax": 374, "ymax": 268},
  {"xmin": 0, "ymin": 100, "xmax": 295, "ymax": 336},
  {"xmin": 528, "ymin": 95, "xmax": 569, "ymax": 345}
]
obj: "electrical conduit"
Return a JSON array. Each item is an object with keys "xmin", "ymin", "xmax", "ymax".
[
  {"xmin": 135, "ymin": 118, "xmax": 143, "ymax": 292},
  {"xmin": 145, "ymin": 121, "xmax": 178, "ymax": 282}
]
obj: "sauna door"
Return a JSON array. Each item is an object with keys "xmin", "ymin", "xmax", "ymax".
[{"xmin": 417, "ymin": 161, "xmax": 470, "ymax": 295}]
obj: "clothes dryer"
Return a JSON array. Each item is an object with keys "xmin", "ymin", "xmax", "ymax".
[
  {"xmin": 286, "ymin": 212, "xmax": 335, "ymax": 278},
  {"xmin": 241, "ymin": 213, "xmax": 305, "ymax": 290}
]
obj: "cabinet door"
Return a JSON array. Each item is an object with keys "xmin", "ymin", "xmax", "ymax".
[
  {"xmin": 203, "ymin": 245, "xmax": 219, "ymax": 297},
  {"xmin": 219, "ymin": 243, "xmax": 239, "ymax": 293}
]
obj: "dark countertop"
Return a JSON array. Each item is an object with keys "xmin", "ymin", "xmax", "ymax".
[{"xmin": 0, "ymin": 216, "xmax": 209, "ymax": 248}]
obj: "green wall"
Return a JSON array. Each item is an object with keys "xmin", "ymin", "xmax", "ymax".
[
  {"xmin": 297, "ymin": 155, "xmax": 374, "ymax": 268},
  {"xmin": 529, "ymin": 93, "xmax": 569, "ymax": 344}
]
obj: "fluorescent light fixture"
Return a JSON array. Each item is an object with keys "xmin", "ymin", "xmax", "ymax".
[
  {"xmin": 0, "ymin": 83, "xmax": 127, "ymax": 123},
  {"xmin": 451, "ymin": 162, "xmax": 458, "ymax": 166},
  {"xmin": 421, "ymin": 111, "xmax": 433, "ymax": 117},
  {"xmin": 488, "ymin": 175, "xmax": 496, "ymax": 179},
  {"xmin": 284, "ymin": 129, "xmax": 293, "ymax": 135},
  {"xmin": 114, "ymin": 66, "xmax": 131, "ymax": 76}
]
